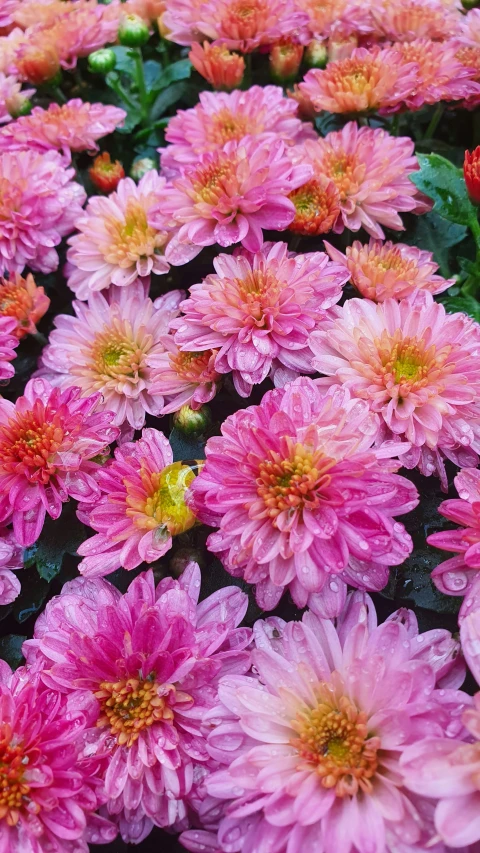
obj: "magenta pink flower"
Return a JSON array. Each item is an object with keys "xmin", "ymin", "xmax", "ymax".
[
  {"xmin": 0, "ymin": 99, "xmax": 126, "ymax": 154},
  {"xmin": 0, "ymin": 72, "xmax": 34, "ymax": 124},
  {"xmin": 311, "ymin": 290, "xmax": 480, "ymax": 489},
  {"xmin": 149, "ymin": 136, "xmax": 312, "ymax": 264},
  {"xmin": 148, "ymin": 335, "xmax": 221, "ymax": 414},
  {"xmin": 160, "ymin": 86, "xmax": 316, "ymax": 176},
  {"xmin": 23, "ymin": 565, "xmax": 251, "ymax": 841},
  {"xmin": 171, "ymin": 242, "xmax": 349, "ymax": 397},
  {"xmin": 0, "ymin": 148, "xmax": 86, "ymax": 275},
  {"xmin": 181, "ymin": 593, "xmax": 467, "ymax": 853},
  {"xmin": 0, "ymin": 315, "xmax": 18, "ymax": 381},
  {"xmin": 428, "ymin": 468, "xmax": 480, "ymax": 607},
  {"xmin": 325, "ymin": 239, "xmax": 454, "ymax": 302},
  {"xmin": 77, "ymin": 427, "xmax": 200, "ymax": 576},
  {"xmin": 67, "ymin": 171, "xmax": 172, "ymax": 299},
  {"xmin": 37, "ymin": 285, "xmax": 183, "ymax": 431},
  {"xmin": 401, "ymin": 692, "xmax": 480, "ymax": 848},
  {"xmin": 299, "ymin": 121, "xmax": 427, "ymax": 239},
  {"xmin": 0, "ymin": 525, "xmax": 22, "ymax": 605},
  {"xmin": 191, "ymin": 377, "xmax": 418, "ymax": 613},
  {"xmin": 0, "ymin": 661, "xmax": 117, "ymax": 852},
  {"xmin": 0, "ymin": 378, "xmax": 118, "ymax": 547},
  {"xmin": 163, "ymin": 0, "xmax": 309, "ymax": 51}
]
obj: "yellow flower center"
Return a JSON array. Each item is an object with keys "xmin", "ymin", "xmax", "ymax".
[
  {"xmin": 0, "ymin": 725, "xmax": 35, "ymax": 826},
  {"xmin": 367, "ymin": 331, "xmax": 455, "ymax": 397},
  {"xmin": 95, "ymin": 676, "xmax": 175, "ymax": 748},
  {"xmin": 223, "ymin": 0, "xmax": 269, "ymax": 37},
  {"xmin": 209, "ymin": 108, "xmax": 250, "ymax": 145},
  {"xmin": 103, "ymin": 199, "xmax": 166, "ymax": 267},
  {"xmin": 289, "ymin": 178, "xmax": 339, "ymax": 235},
  {"xmin": 192, "ymin": 159, "xmax": 237, "ymax": 205},
  {"xmin": 169, "ymin": 349, "xmax": 217, "ymax": 384},
  {"xmin": 291, "ymin": 686, "xmax": 380, "ymax": 797},
  {"xmin": 257, "ymin": 441, "xmax": 336, "ymax": 520},
  {"xmin": 90, "ymin": 328, "xmax": 147, "ymax": 384},
  {"xmin": 324, "ymin": 151, "xmax": 364, "ymax": 200},
  {"xmin": 125, "ymin": 461, "xmax": 198, "ymax": 536}
]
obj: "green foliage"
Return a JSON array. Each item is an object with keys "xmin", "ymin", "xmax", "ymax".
[
  {"xmin": 0, "ymin": 634, "xmax": 27, "ymax": 670},
  {"xmin": 23, "ymin": 503, "xmax": 88, "ymax": 583},
  {"xmin": 169, "ymin": 427, "xmax": 206, "ymax": 463},
  {"xmin": 443, "ymin": 294, "xmax": 480, "ymax": 322},
  {"xmin": 411, "ymin": 153, "xmax": 478, "ymax": 227},
  {"xmin": 403, "ymin": 211, "xmax": 467, "ymax": 278}
]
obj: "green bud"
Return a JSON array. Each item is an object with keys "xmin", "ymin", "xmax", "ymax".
[
  {"xmin": 130, "ymin": 156, "xmax": 157, "ymax": 180},
  {"xmin": 88, "ymin": 48, "xmax": 117, "ymax": 74},
  {"xmin": 118, "ymin": 14, "xmax": 150, "ymax": 47},
  {"xmin": 305, "ymin": 40, "xmax": 328, "ymax": 69},
  {"xmin": 173, "ymin": 404, "xmax": 212, "ymax": 437},
  {"xmin": 8, "ymin": 98, "xmax": 32, "ymax": 119}
]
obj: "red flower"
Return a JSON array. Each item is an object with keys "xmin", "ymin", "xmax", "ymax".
[
  {"xmin": 89, "ymin": 151, "xmax": 125, "ymax": 193},
  {"xmin": 465, "ymin": 146, "xmax": 480, "ymax": 204}
]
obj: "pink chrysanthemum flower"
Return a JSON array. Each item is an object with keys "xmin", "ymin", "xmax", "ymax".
[
  {"xmin": 37, "ymin": 286, "xmax": 183, "ymax": 431},
  {"xmin": 299, "ymin": 47, "xmax": 418, "ymax": 114},
  {"xmin": 300, "ymin": 122, "xmax": 426, "ymax": 240},
  {"xmin": 66, "ymin": 171, "xmax": 172, "ymax": 299},
  {"xmin": 0, "ymin": 99, "xmax": 126, "ymax": 154},
  {"xmin": 0, "ymin": 0, "xmax": 18, "ymax": 29},
  {"xmin": 150, "ymin": 136, "xmax": 312, "ymax": 264},
  {"xmin": 28, "ymin": 0, "xmax": 121, "ymax": 70},
  {"xmin": 160, "ymin": 86, "xmax": 316, "ymax": 176},
  {"xmin": 427, "ymin": 468, "xmax": 480, "ymax": 606},
  {"xmin": 0, "ymin": 72, "xmax": 34, "ymax": 124},
  {"xmin": 0, "ymin": 314, "xmax": 18, "ymax": 381},
  {"xmin": 10, "ymin": 0, "xmax": 67, "ymax": 29},
  {"xmin": 23, "ymin": 565, "xmax": 251, "ymax": 842},
  {"xmin": 0, "ymin": 526, "xmax": 22, "ymax": 605},
  {"xmin": 0, "ymin": 148, "xmax": 86, "ymax": 275},
  {"xmin": 0, "ymin": 661, "xmax": 117, "ymax": 852},
  {"xmin": 163, "ymin": 0, "xmax": 309, "ymax": 51},
  {"xmin": 171, "ymin": 242, "xmax": 349, "ymax": 397},
  {"xmin": 296, "ymin": 0, "xmax": 373, "ymax": 41},
  {"xmin": 181, "ymin": 593, "xmax": 467, "ymax": 853},
  {"xmin": 402, "ymin": 692, "xmax": 480, "ymax": 849},
  {"xmin": 149, "ymin": 336, "xmax": 221, "ymax": 414},
  {"xmin": 311, "ymin": 291, "xmax": 480, "ymax": 489},
  {"xmin": 325, "ymin": 239, "xmax": 453, "ymax": 301},
  {"xmin": 0, "ymin": 378, "xmax": 118, "ymax": 547},
  {"xmin": 372, "ymin": 0, "xmax": 462, "ymax": 42},
  {"xmin": 77, "ymin": 427, "xmax": 201, "ymax": 576},
  {"xmin": 191, "ymin": 377, "xmax": 418, "ymax": 613},
  {"xmin": 392, "ymin": 39, "xmax": 480, "ymax": 109},
  {"xmin": 0, "ymin": 272, "xmax": 50, "ymax": 339}
]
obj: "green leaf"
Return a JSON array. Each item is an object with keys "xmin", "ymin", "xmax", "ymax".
[
  {"xmin": 443, "ymin": 294, "xmax": 480, "ymax": 322},
  {"xmin": 143, "ymin": 59, "xmax": 165, "ymax": 95},
  {"xmin": 170, "ymin": 427, "xmax": 206, "ymax": 463},
  {"xmin": 153, "ymin": 59, "xmax": 192, "ymax": 90},
  {"xmin": 0, "ymin": 635, "xmax": 27, "ymax": 670},
  {"xmin": 110, "ymin": 46, "xmax": 136, "ymax": 77},
  {"xmin": 150, "ymin": 81, "xmax": 189, "ymax": 120},
  {"xmin": 23, "ymin": 504, "xmax": 88, "ymax": 583},
  {"xmin": 403, "ymin": 211, "xmax": 467, "ymax": 278},
  {"xmin": 115, "ymin": 101, "xmax": 143, "ymax": 133},
  {"xmin": 411, "ymin": 153, "xmax": 477, "ymax": 226}
]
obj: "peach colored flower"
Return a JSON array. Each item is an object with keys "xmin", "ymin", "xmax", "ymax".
[
  {"xmin": 372, "ymin": 0, "xmax": 462, "ymax": 43},
  {"xmin": 393, "ymin": 39, "xmax": 480, "ymax": 109},
  {"xmin": 324, "ymin": 239, "xmax": 454, "ymax": 301},
  {"xmin": 0, "ymin": 272, "xmax": 49, "ymax": 338},
  {"xmin": 189, "ymin": 41, "xmax": 245, "ymax": 91},
  {"xmin": 288, "ymin": 176, "xmax": 340, "ymax": 235}
]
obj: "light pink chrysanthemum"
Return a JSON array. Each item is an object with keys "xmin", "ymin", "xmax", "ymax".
[
  {"xmin": 0, "ymin": 0, "xmax": 18, "ymax": 28},
  {"xmin": 0, "ymin": 72, "xmax": 34, "ymax": 124},
  {"xmin": 0, "ymin": 99, "xmax": 126, "ymax": 154},
  {"xmin": 0, "ymin": 28, "xmax": 25, "ymax": 75},
  {"xmin": 160, "ymin": 86, "xmax": 316, "ymax": 176},
  {"xmin": 148, "ymin": 336, "xmax": 221, "ymax": 414},
  {"xmin": 0, "ymin": 148, "xmax": 86, "ymax": 275},
  {"xmin": 325, "ymin": 239, "xmax": 453, "ymax": 302},
  {"xmin": 427, "ymin": 468, "xmax": 480, "ymax": 607},
  {"xmin": 299, "ymin": 47, "xmax": 418, "ymax": 114},
  {"xmin": 149, "ymin": 136, "xmax": 312, "ymax": 264},
  {"xmin": 0, "ymin": 378, "xmax": 118, "ymax": 547},
  {"xmin": 0, "ymin": 314, "xmax": 18, "ymax": 381},
  {"xmin": 0, "ymin": 525, "xmax": 22, "ymax": 605},
  {"xmin": 181, "ymin": 592, "xmax": 467, "ymax": 853},
  {"xmin": 402, "ymin": 692, "xmax": 480, "ymax": 849},
  {"xmin": 171, "ymin": 242, "xmax": 349, "ymax": 397},
  {"xmin": 23, "ymin": 565, "xmax": 251, "ymax": 841},
  {"xmin": 163, "ymin": 0, "xmax": 309, "ymax": 51},
  {"xmin": 77, "ymin": 427, "xmax": 201, "ymax": 576},
  {"xmin": 28, "ymin": 1, "xmax": 121, "ymax": 70},
  {"xmin": 296, "ymin": 0, "xmax": 373, "ymax": 41},
  {"xmin": 311, "ymin": 290, "xmax": 480, "ymax": 488},
  {"xmin": 300, "ymin": 122, "xmax": 427, "ymax": 240},
  {"xmin": 372, "ymin": 0, "xmax": 461, "ymax": 42},
  {"xmin": 392, "ymin": 39, "xmax": 480, "ymax": 109},
  {"xmin": 449, "ymin": 5, "xmax": 480, "ymax": 47},
  {"xmin": 66, "ymin": 171, "xmax": 172, "ymax": 299},
  {"xmin": 191, "ymin": 377, "xmax": 418, "ymax": 613},
  {"xmin": 36, "ymin": 285, "xmax": 183, "ymax": 431},
  {"xmin": 0, "ymin": 661, "xmax": 117, "ymax": 852}
]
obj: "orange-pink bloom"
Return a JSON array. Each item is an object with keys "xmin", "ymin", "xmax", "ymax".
[
  {"xmin": 189, "ymin": 41, "xmax": 245, "ymax": 90},
  {"xmin": 0, "ymin": 272, "xmax": 49, "ymax": 338}
]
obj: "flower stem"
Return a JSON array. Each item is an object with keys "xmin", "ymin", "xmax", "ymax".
[
  {"xmin": 106, "ymin": 73, "xmax": 138, "ymax": 111},
  {"xmin": 423, "ymin": 104, "xmax": 444, "ymax": 140},
  {"xmin": 391, "ymin": 114, "xmax": 400, "ymax": 136},
  {"xmin": 132, "ymin": 47, "xmax": 148, "ymax": 124},
  {"xmin": 469, "ymin": 215, "xmax": 480, "ymax": 262}
]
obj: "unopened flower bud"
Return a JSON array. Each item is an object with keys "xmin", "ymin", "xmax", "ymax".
[
  {"xmin": 465, "ymin": 147, "xmax": 480, "ymax": 205},
  {"xmin": 173, "ymin": 404, "xmax": 212, "ymax": 437},
  {"xmin": 88, "ymin": 48, "xmax": 116, "ymax": 74},
  {"xmin": 328, "ymin": 34, "xmax": 358, "ymax": 63},
  {"xmin": 118, "ymin": 13, "xmax": 150, "ymax": 47},
  {"xmin": 189, "ymin": 41, "xmax": 245, "ymax": 91},
  {"xmin": 305, "ymin": 39, "xmax": 328, "ymax": 69},
  {"xmin": 89, "ymin": 152, "xmax": 125, "ymax": 193},
  {"xmin": 15, "ymin": 41, "xmax": 60, "ymax": 85},
  {"xmin": 130, "ymin": 156, "xmax": 157, "ymax": 180},
  {"xmin": 7, "ymin": 97, "xmax": 32, "ymax": 119},
  {"xmin": 269, "ymin": 41, "xmax": 303, "ymax": 84}
]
